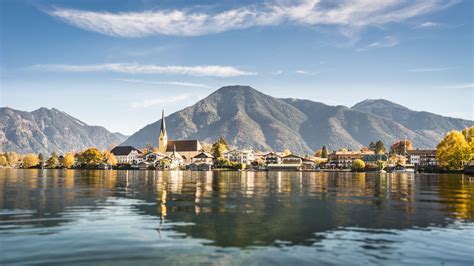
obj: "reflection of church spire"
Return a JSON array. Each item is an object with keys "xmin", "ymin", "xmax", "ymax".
[{"xmin": 158, "ymin": 109, "xmax": 168, "ymax": 153}]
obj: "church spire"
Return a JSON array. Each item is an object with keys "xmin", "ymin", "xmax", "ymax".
[
  {"xmin": 160, "ymin": 109, "xmax": 166, "ymax": 135},
  {"xmin": 158, "ymin": 109, "xmax": 168, "ymax": 153}
]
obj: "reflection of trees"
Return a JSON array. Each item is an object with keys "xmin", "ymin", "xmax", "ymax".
[
  {"xmin": 1, "ymin": 169, "xmax": 472, "ymax": 248},
  {"xmin": 437, "ymin": 174, "xmax": 474, "ymax": 219}
]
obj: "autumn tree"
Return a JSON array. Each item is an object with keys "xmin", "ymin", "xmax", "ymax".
[
  {"xmin": 23, "ymin": 154, "xmax": 39, "ymax": 168},
  {"xmin": 47, "ymin": 152, "xmax": 60, "ymax": 168},
  {"xmin": 338, "ymin": 148, "xmax": 348, "ymax": 152},
  {"xmin": 314, "ymin": 149, "xmax": 323, "ymax": 157},
  {"xmin": 103, "ymin": 151, "xmax": 117, "ymax": 166},
  {"xmin": 370, "ymin": 140, "xmax": 386, "ymax": 154},
  {"xmin": 63, "ymin": 153, "xmax": 75, "ymax": 168},
  {"xmin": 0, "ymin": 156, "xmax": 8, "ymax": 167},
  {"xmin": 352, "ymin": 159, "xmax": 365, "ymax": 171},
  {"xmin": 38, "ymin": 153, "xmax": 45, "ymax": 163},
  {"xmin": 462, "ymin": 126, "xmax": 474, "ymax": 158},
  {"xmin": 283, "ymin": 149, "xmax": 292, "ymax": 156},
  {"xmin": 212, "ymin": 137, "xmax": 229, "ymax": 160},
  {"xmin": 390, "ymin": 140, "xmax": 413, "ymax": 155},
  {"xmin": 79, "ymin": 148, "xmax": 103, "ymax": 166},
  {"xmin": 6, "ymin": 152, "xmax": 19, "ymax": 166},
  {"xmin": 436, "ymin": 130, "xmax": 471, "ymax": 169}
]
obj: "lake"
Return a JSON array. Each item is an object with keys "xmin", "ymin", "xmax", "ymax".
[{"xmin": 1, "ymin": 169, "xmax": 473, "ymax": 265}]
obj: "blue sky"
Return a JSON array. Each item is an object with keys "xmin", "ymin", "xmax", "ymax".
[{"xmin": 1, "ymin": 0, "xmax": 473, "ymax": 135}]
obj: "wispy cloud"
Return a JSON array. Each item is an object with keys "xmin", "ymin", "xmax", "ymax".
[
  {"xmin": 31, "ymin": 63, "xmax": 256, "ymax": 77},
  {"xmin": 131, "ymin": 93, "xmax": 195, "ymax": 108},
  {"xmin": 46, "ymin": 0, "xmax": 457, "ymax": 38},
  {"xmin": 356, "ymin": 36, "xmax": 399, "ymax": 51},
  {"xmin": 295, "ymin": 70, "xmax": 320, "ymax": 75},
  {"xmin": 115, "ymin": 78, "xmax": 211, "ymax": 88},
  {"xmin": 440, "ymin": 83, "xmax": 474, "ymax": 89},
  {"xmin": 416, "ymin": 21, "xmax": 441, "ymax": 28},
  {"xmin": 270, "ymin": 70, "xmax": 284, "ymax": 75},
  {"xmin": 409, "ymin": 67, "xmax": 453, "ymax": 72}
]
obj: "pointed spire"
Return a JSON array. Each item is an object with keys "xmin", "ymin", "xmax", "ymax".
[{"xmin": 160, "ymin": 109, "xmax": 167, "ymax": 135}]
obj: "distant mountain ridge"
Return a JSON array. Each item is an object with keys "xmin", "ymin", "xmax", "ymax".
[
  {"xmin": 122, "ymin": 86, "xmax": 473, "ymax": 154},
  {"xmin": 0, "ymin": 107, "xmax": 127, "ymax": 154}
]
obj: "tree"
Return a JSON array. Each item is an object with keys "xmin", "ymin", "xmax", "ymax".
[
  {"xmin": 47, "ymin": 152, "xmax": 60, "ymax": 168},
  {"xmin": 352, "ymin": 159, "xmax": 365, "ymax": 171},
  {"xmin": 375, "ymin": 140, "xmax": 386, "ymax": 154},
  {"xmin": 0, "ymin": 156, "xmax": 8, "ymax": 167},
  {"xmin": 79, "ymin": 148, "xmax": 103, "ymax": 166},
  {"xmin": 338, "ymin": 148, "xmax": 348, "ymax": 152},
  {"xmin": 436, "ymin": 130, "xmax": 471, "ymax": 169},
  {"xmin": 6, "ymin": 152, "xmax": 19, "ymax": 166},
  {"xmin": 38, "ymin": 153, "xmax": 45, "ymax": 162},
  {"xmin": 462, "ymin": 126, "xmax": 474, "ymax": 158},
  {"xmin": 314, "ymin": 149, "xmax": 323, "ymax": 157},
  {"xmin": 23, "ymin": 154, "xmax": 39, "ymax": 168},
  {"xmin": 283, "ymin": 149, "xmax": 292, "ymax": 156},
  {"xmin": 212, "ymin": 137, "xmax": 228, "ymax": 160},
  {"xmin": 321, "ymin": 146, "xmax": 328, "ymax": 158},
  {"xmin": 369, "ymin": 140, "xmax": 386, "ymax": 154},
  {"xmin": 103, "ymin": 151, "xmax": 117, "ymax": 166},
  {"xmin": 63, "ymin": 153, "xmax": 75, "ymax": 168},
  {"xmin": 390, "ymin": 140, "xmax": 413, "ymax": 155}
]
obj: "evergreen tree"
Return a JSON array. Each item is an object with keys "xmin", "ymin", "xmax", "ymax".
[{"xmin": 321, "ymin": 146, "xmax": 328, "ymax": 158}]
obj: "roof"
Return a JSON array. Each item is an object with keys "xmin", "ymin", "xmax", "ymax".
[
  {"xmin": 406, "ymin": 149, "xmax": 436, "ymax": 155},
  {"xmin": 282, "ymin": 154, "xmax": 303, "ymax": 159},
  {"xmin": 166, "ymin": 140, "xmax": 201, "ymax": 152},
  {"xmin": 110, "ymin": 146, "xmax": 141, "ymax": 156},
  {"xmin": 193, "ymin": 152, "xmax": 214, "ymax": 159}
]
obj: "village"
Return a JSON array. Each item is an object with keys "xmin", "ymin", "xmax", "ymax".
[{"xmin": 3, "ymin": 110, "xmax": 471, "ymax": 173}]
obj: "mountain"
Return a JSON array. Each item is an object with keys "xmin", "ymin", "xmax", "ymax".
[
  {"xmin": 0, "ymin": 107, "xmax": 127, "ymax": 155},
  {"xmin": 122, "ymin": 85, "xmax": 473, "ymax": 154}
]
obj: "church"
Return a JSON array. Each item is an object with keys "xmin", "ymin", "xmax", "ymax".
[{"xmin": 157, "ymin": 110, "xmax": 202, "ymax": 163}]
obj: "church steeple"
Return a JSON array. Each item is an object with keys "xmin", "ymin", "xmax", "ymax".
[{"xmin": 158, "ymin": 109, "xmax": 168, "ymax": 153}]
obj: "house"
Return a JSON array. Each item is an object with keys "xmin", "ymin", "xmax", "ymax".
[
  {"xmin": 267, "ymin": 154, "xmax": 303, "ymax": 171},
  {"xmin": 157, "ymin": 110, "xmax": 202, "ymax": 163},
  {"xmin": 301, "ymin": 157, "xmax": 316, "ymax": 170},
  {"xmin": 163, "ymin": 146, "xmax": 184, "ymax": 170},
  {"xmin": 263, "ymin": 152, "xmax": 282, "ymax": 165},
  {"xmin": 328, "ymin": 150, "xmax": 375, "ymax": 169},
  {"xmin": 192, "ymin": 152, "xmax": 214, "ymax": 164},
  {"xmin": 407, "ymin": 149, "xmax": 437, "ymax": 166},
  {"xmin": 223, "ymin": 149, "xmax": 255, "ymax": 165},
  {"xmin": 110, "ymin": 146, "xmax": 141, "ymax": 165},
  {"xmin": 189, "ymin": 152, "xmax": 214, "ymax": 171}
]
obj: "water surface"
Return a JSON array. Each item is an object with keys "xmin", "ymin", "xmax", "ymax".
[{"xmin": 1, "ymin": 169, "xmax": 473, "ymax": 265}]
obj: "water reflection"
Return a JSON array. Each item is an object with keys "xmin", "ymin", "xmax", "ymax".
[{"xmin": 1, "ymin": 169, "xmax": 474, "ymax": 264}]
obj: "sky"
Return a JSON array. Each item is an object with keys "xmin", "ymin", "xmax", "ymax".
[{"xmin": 1, "ymin": 0, "xmax": 473, "ymax": 135}]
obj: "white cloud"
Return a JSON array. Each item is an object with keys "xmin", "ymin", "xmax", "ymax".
[
  {"xmin": 115, "ymin": 78, "xmax": 211, "ymax": 88},
  {"xmin": 270, "ymin": 70, "xmax": 284, "ymax": 75},
  {"xmin": 46, "ymin": 0, "xmax": 457, "ymax": 37},
  {"xmin": 295, "ymin": 70, "xmax": 320, "ymax": 75},
  {"xmin": 409, "ymin": 67, "xmax": 453, "ymax": 72},
  {"xmin": 440, "ymin": 83, "xmax": 474, "ymax": 89},
  {"xmin": 417, "ymin": 21, "xmax": 440, "ymax": 28},
  {"xmin": 31, "ymin": 63, "xmax": 256, "ymax": 77},
  {"xmin": 131, "ymin": 93, "xmax": 195, "ymax": 108},
  {"xmin": 356, "ymin": 36, "xmax": 399, "ymax": 51}
]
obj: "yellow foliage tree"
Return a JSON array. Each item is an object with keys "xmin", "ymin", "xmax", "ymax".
[
  {"xmin": 352, "ymin": 159, "xmax": 365, "ymax": 171},
  {"xmin": 0, "ymin": 155, "xmax": 8, "ymax": 167},
  {"xmin": 6, "ymin": 152, "xmax": 19, "ymax": 166},
  {"xmin": 462, "ymin": 126, "xmax": 474, "ymax": 158},
  {"xmin": 23, "ymin": 154, "xmax": 39, "ymax": 168},
  {"xmin": 63, "ymin": 153, "xmax": 75, "ymax": 168},
  {"xmin": 79, "ymin": 148, "xmax": 103, "ymax": 165},
  {"xmin": 436, "ymin": 130, "xmax": 471, "ymax": 169},
  {"xmin": 283, "ymin": 149, "xmax": 292, "ymax": 156},
  {"xmin": 103, "ymin": 151, "xmax": 117, "ymax": 166}
]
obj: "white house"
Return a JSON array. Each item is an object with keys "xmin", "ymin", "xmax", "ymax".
[
  {"xmin": 223, "ymin": 149, "xmax": 255, "ymax": 165},
  {"xmin": 110, "ymin": 146, "xmax": 141, "ymax": 164}
]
